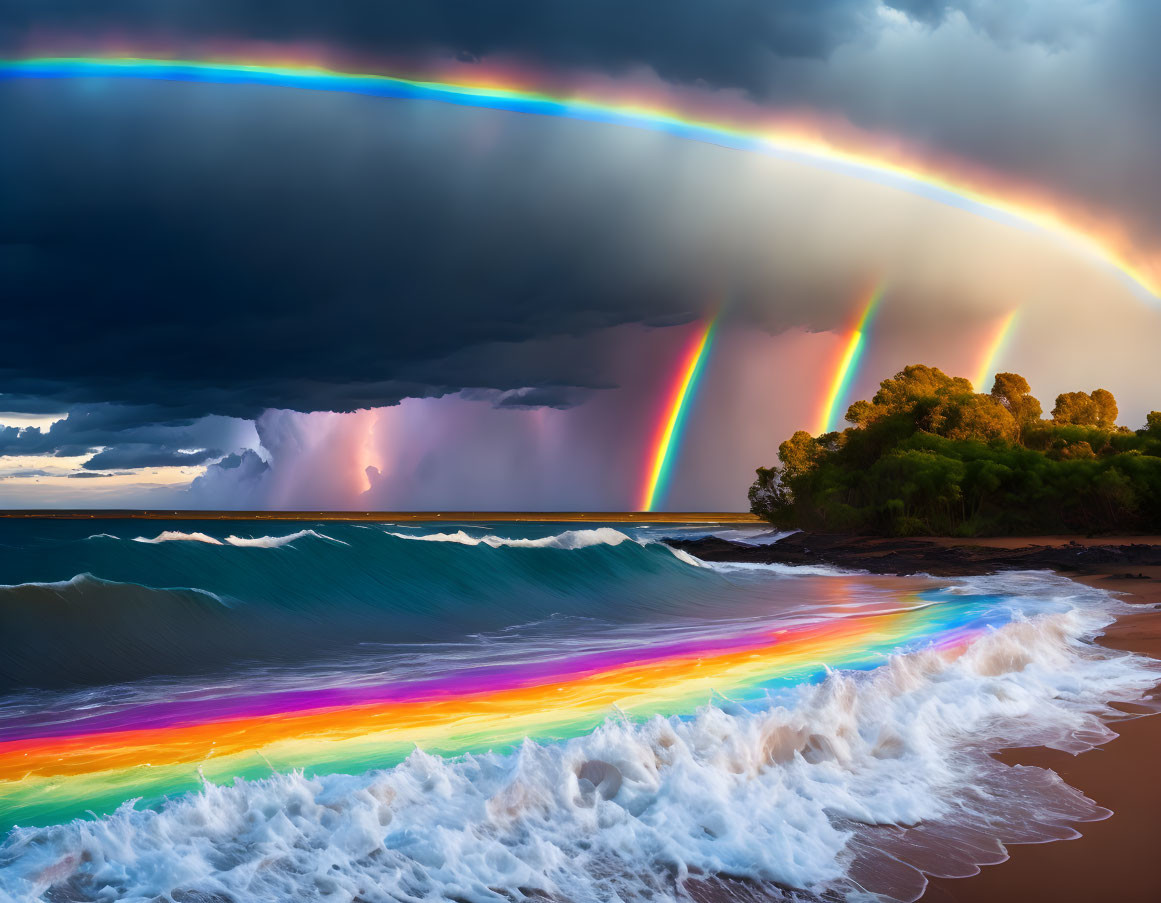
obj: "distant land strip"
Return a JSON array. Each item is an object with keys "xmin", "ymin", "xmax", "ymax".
[{"xmin": 0, "ymin": 510, "xmax": 760, "ymax": 523}]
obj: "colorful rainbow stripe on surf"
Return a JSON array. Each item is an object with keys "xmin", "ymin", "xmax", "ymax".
[
  {"xmin": 640, "ymin": 318, "xmax": 717, "ymax": 511},
  {"xmin": 816, "ymin": 285, "xmax": 884, "ymax": 434},
  {"xmin": 0, "ymin": 594, "xmax": 1010, "ymax": 831},
  {"xmin": 0, "ymin": 56, "xmax": 1156, "ymax": 303}
]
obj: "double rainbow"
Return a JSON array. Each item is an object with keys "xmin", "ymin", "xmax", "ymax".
[{"xmin": 0, "ymin": 593, "xmax": 1006, "ymax": 831}]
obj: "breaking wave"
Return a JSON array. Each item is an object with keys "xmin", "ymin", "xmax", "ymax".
[
  {"xmin": 386, "ymin": 526, "xmax": 635, "ymax": 550},
  {"xmin": 2, "ymin": 519, "xmax": 1159, "ymax": 902},
  {"xmin": 1, "ymin": 603, "xmax": 1156, "ymax": 903},
  {"xmin": 129, "ymin": 529, "xmax": 344, "ymax": 548}
]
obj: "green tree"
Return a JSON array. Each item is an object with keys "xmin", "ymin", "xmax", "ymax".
[
  {"xmin": 872, "ymin": 365, "xmax": 973, "ymax": 415},
  {"xmin": 927, "ymin": 393, "xmax": 1019, "ymax": 442},
  {"xmin": 991, "ymin": 372, "xmax": 1042, "ymax": 423},
  {"xmin": 1091, "ymin": 389, "xmax": 1118, "ymax": 429},
  {"xmin": 1052, "ymin": 391, "xmax": 1099, "ymax": 426},
  {"xmin": 778, "ymin": 430, "xmax": 822, "ymax": 476},
  {"xmin": 748, "ymin": 466, "xmax": 793, "ymax": 525},
  {"xmin": 748, "ymin": 364, "xmax": 1160, "ymax": 536}
]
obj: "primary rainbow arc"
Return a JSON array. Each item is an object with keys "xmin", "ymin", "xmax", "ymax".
[{"xmin": 0, "ymin": 56, "xmax": 1156, "ymax": 304}]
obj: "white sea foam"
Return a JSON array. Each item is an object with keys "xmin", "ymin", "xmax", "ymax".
[
  {"xmin": 2, "ymin": 595, "xmax": 1156, "ymax": 903},
  {"xmin": 223, "ymin": 529, "xmax": 348, "ymax": 548},
  {"xmin": 701, "ymin": 559, "xmax": 862, "ymax": 577},
  {"xmin": 129, "ymin": 529, "xmax": 343, "ymax": 548},
  {"xmin": 667, "ymin": 546, "xmax": 708, "ymax": 567},
  {"xmin": 132, "ymin": 530, "xmax": 223, "ymax": 545},
  {"xmin": 388, "ymin": 526, "xmax": 636, "ymax": 550}
]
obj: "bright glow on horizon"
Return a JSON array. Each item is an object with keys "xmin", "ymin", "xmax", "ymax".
[
  {"xmin": 971, "ymin": 311, "xmax": 1019, "ymax": 393},
  {"xmin": 640, "ymin": 318, "xmax": 717, "ymax": 511},
  {"xmin": 816, "ymin": 286, "xmax": 884, "ymax": 435},
  {"xmin": 0, "ymin": 56, "xmax": 1156, "ymax": 304}
]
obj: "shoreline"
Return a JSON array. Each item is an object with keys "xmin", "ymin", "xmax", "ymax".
[
  {"xmin": 923, "ymin": 567, "xmax": 1161, "ymax": 902},
  {"xmin": 669, "ymin": 532, "xmax": 1161, "ymax": 902}
]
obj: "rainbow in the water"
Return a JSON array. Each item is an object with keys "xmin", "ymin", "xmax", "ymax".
[
  {"xmin": 0, "ymin": 56, "xmax": 1157, "ymax": 302},
  {"xmin": 972, "ymin": 310, "xmax": 1019, "ymax": 392},
  {"xmin": 640, "ymin": 317, "xmax": 717, "ymax": 511},
  {"xmin": 0, "ymin": 595, "xmax": 1009, "ymax": 830},
  {"xmin": 816, "ymin": 285, "xmax": 884, "ymax": 435}
]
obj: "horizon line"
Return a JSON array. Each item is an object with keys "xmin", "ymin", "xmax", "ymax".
[{"xmin": 0, "ymin": 509, "xmax": 760, "ymax": 522}]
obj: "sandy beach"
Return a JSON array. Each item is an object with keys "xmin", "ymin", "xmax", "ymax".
[
  {"xmin": 921, "ymin": 558, "xmax": 1161, "ymax": 901},
  {"xmin": 667, "ymin": 532, "xmax": 1161, "ymax": 901}
]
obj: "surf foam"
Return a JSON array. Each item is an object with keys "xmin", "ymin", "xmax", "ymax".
[
  {"xmin": 387, "ymin": 526, "xmax": 635, "ymax": 550},
  {"xmin": 129, "ymin": 529, "xmax": 343, "ymax": 548},
  {"xmin": 2, "ymin": 597, "xmax": 1156, "ymax": 903}
]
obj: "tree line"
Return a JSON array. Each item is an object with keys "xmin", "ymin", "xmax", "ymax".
[{"xmin": 749, "ymin": 365, "xmax": 1161, "ymax": 535}]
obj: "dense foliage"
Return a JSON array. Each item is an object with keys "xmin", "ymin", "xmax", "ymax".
[{"xmin": 749, "ymin": 365, "xmax": 1161, "ymax": 536}]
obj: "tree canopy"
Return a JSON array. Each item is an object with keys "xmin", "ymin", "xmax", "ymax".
[{"xmin": 749, "ymin": 367, "xmax": 1161, "ymax": 536}]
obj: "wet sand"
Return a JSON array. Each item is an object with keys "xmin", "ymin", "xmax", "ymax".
[
  {"xmin": 920, "ymin": 564, "xmax": 1161, "ymax": 902},
  {"xmin": 667, "ymin": 532, "xmax": 1161, "ymax": 901}
]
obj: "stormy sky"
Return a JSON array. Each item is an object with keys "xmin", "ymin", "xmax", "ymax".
[{"xmin": 1, "ymin": 0, "xmax": 1159, "ymax": 509}]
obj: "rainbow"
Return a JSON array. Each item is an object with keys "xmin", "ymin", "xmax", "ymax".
[
  {"xmin": 0, "ymin": 593, "xmax": 1011, "ymax": 830},
  {"xmin": 816, "ymin": 286, "xmax": 883, "ymax": 434},
  {"xmin": 0, "ymin": 57, "xmax": 1156, "ymax": 302},
  {"xmin": 972, "ymin": 311, "xmax": 1019, "ymax": 392},
  {"xmin": 639, "ymin": 317, "xmax": 717, "ymax": 511}
]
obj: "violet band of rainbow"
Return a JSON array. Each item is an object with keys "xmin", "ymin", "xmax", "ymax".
[{"xmin": 0, "ymin": 595, "xmax": 1009, "ymax": 830}]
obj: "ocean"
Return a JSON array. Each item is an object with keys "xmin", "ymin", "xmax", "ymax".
[{"xmin": 0, "ymin": 519, "xmax": 1157, "ymax": 902}]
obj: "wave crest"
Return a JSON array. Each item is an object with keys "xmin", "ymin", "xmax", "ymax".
[
  {"xmin": 128, "ymin": 529, "xmax": 344, "ymax": 548},
  {"xmin": 388, "ymin": 526, "xmax": 635, "ymax": 550},
  {"xmin": 2, "ymin": 608, "xmax": 1154, "ymax": 903}
]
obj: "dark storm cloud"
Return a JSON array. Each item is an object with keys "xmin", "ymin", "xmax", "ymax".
[
  {"xmin": 0, "ymin": 1, "xmax": 873, "ymax": 90},
  {"xmin": 0, "ymin": 403, "xmax": 248, "ymax": 460},
  {"xmin": 459, "ymin": 386, "xmax": 594, "ymax": 410},
  {"xmin": 1, "ymin": 0, "xmax": 1158, "ymax": 468},
  {"xmin": 81, "ymin": 445, "xmax": 224, "ymax": 470},
  {"xmin": 0, "ymin": 75, "xmax": 873, "ymax": 436}
]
